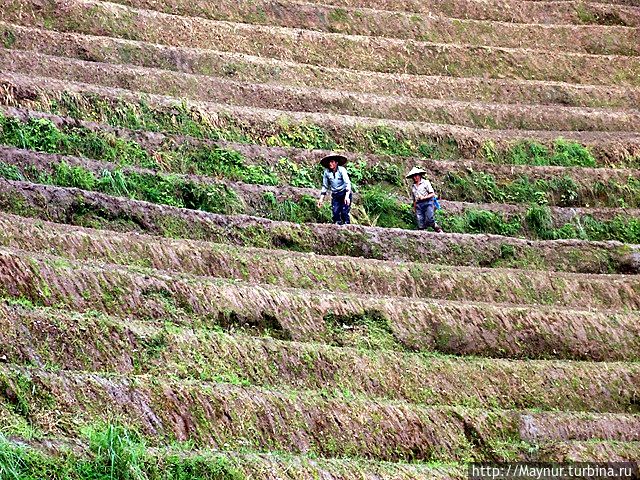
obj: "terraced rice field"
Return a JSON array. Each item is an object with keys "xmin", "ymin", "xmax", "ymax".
[{"xmin": 0, "ymin": 0, "xmax": 639, "ymax": 477}]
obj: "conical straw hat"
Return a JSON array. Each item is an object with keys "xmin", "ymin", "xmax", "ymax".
[
  {"xmin": 405, "ymin": 167, "xmax": 428, "ymax": 179},
  {"xmin": 320, "ymin": 154, "xmax": 348, "ymax": 168}
]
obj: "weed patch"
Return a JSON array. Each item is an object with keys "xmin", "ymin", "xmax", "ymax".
[
  {"xmin": 3, "ymin": 91, "xmax": 456, "ymax": 159},
  {"xmin": 359, "ymin": 185, "xmax": 414, "ymax": 229},
  {"xmin": 525, "ymin": 204, "xmax": 640, "ymax": 243},
  {"xmin": 177, "ymin": 147, "xmax": 278, "ymax": 185},
  {"xmin": 1, "ymin": 29, "xmax": 16, "ymax": 49},
  {"xmin": 324, "ymin": 309, "xmax": 401, "ymax": 351},
  {"xmin": 0, "ymin": 425, "xmax": 246, "ymax": 479},
  {"xmin": 441, "ymin": 170, "xmax": 640, "ymax": 208},
  {"xmin": 0, "ymin": 113, "xmax": 156, "ymax": 169},
  {"xmin": 437, "ymin": 210, "xmax": 522, "ymax": 237},
  {"xmin": 1, "ymin": 160, "xmax": 244, "ymax": 215},
  {"xmin": 260, "ymin": 192, "xmax": 331, "ymax": 224},
  {"xmin": 79, "ymin": 423, "xmax": 147, "ymax": 480},
  {"xmin": 484, "ymin": 139, "xmax": 596, "ymax": 168}
]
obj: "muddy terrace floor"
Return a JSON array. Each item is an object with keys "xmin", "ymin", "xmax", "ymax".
[{"xmin": 0, "ymin": 0, "xmax": 639, "ymax": 478}]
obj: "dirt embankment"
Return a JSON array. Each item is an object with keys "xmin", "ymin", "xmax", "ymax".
[
  {"xmin": 1, "ymin": 365, "xmax": 638, "ymax": 461},
  {"xmin": 3, "ymin": 0, "xmax": 640, "ymax": 86},
  {"xmin": 84, "ymin": 0, "xmax": 640, "ymax": 56},
  {"xmin": 2, "ymin": 211, "xmax": 639, "ymax": 311},
  {"xmin": 3, "ymin": 301, "xmax": 640, "ymax": 412},
  {"xmin": 4, "ymin": 23, "xmax": 640, "ymax": 109},
  {"xmin": 295, "ymin": 0, "xmax": 640, "ymax": 27},
  {"xmin": 2, "ymin": 179, "xmax": 640, "ymax": 274},
  {"xmin": 535, "ymin": 440, "xmax": 640, "ymax": 463},
  {"xmin": 1, "ymin": 247, "xmax": 639, "ymax": 360},
  {"xmin": 3, "ymin": 178, "xmax": 640, "ymax": 273},
  {"xmin": 4, "ymin": 49, "xmax": 639, "ymax": 132}
]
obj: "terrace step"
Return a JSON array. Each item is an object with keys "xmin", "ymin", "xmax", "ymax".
[
  {"xmin": 0, "ymin": 436, "xmax": 467, "ymax": 480},
  {"xmin": 4, "ymin": 23, "xmax": 639, "ymax": 110},
  {"xmin": 2, "ymin": 73, "xmax": 639, "ymax": 166},
  {"xmin": 2, "ymin": 212, "xmax": 640, "ymax": 311},
  {"xmin": 98, "ymin": 0, "xmax": 640, "ymax": 56},
  {"xmin": 535, "ymin": 441, "xmax": 640, "ymax": 462},
  {"xmin": 294, "ymin": 0, "xmax": 640, "ymax": 26},
  {"xmin": 1, "ymin": 246, "xmax": 639, "ymax": 360},
  {"xmin": 5, "ymin": 144, "xmax": 640, "ymax": 220},
  {"xmin": 2, "ymin": 0, "xmax": 640, "ymax": 85},
  {"xmin": 2, "ymin": 300, "xmax": 639, "ymax": 412},
  {"xmin": 4, "ymin": 49, "xmax": 640, "ymax": 133},
  {"xmin": 2, "ymin": 180, "xmax": 640, "ymax": 274},
  {"xmin": 2, "ymin": 0, "xmax": 640, "ymax": 468},
  {"xmin": 1, "ymin": 365, "xmax": 638, "ymax": 461},
  {"xmin": 0, "ymin": 145, "xmax": 640, "ymax": 243},
  {"xmin": 532, "ymin": 0, "xmax": 640, "ymax": 6},
  {"xmin": 4, "ymin": 105, "xmax": 640, "ymax": 201}
]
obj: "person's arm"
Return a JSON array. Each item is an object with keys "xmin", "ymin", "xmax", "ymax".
[
  {"xmin": 418, "ymin": 181, "xmax": 435, "ymax": 201},
  {"xmin": 317, "ymin": 171, "xmax": 329, "ymax": 207},
  {"xmin": 341, "ymin": 167, "xmax": 352, "ymax": 205}
]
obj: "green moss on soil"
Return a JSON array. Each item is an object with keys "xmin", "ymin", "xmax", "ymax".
[{"xmin": 5, "ymin": 88, "xmax": 634, "ymax": 171}]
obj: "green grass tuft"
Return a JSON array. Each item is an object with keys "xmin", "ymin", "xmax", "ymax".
[
  {"xmin": 486, "ymin": 139, "xmax": 597, "ymax": 168},
  {"xmin": 437, "ymin": 209, "xmax": 522, "ymax": 237},
  {"xmin": 0, "ymin": 425, "xmax": 246, "ymax": 480}
]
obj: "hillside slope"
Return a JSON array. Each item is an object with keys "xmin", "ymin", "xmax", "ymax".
[{"xmin": 0, "ymin": 0, "xmax": 639, "ymax": 478}]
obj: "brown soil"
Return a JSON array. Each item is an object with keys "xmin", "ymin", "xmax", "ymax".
[
  {"xmin": 4, "ymin": 23, "xmax": 640, "ymax": 109},
  {"xmin": 2, "ymin": 211, "xmax": 640, "ymax": 312},
  {"xmin": 106, "ymin": 0, "xmax": 640, "ymax": 56},
  {"xmin": 2, "ymin": 246, "xmax": 640, "ymax": 360},
  {"xmin": 3, "ymin": 73, "xmax": 640, "ymax": 166},
  {"xmin": 1, "ymin": 365, "xmax": 638, "ymax": 460},
  {"xmin": 3, "ymin": 301, "xmax": 640, "ymax": 413},
  {"xmin": 3, "ymin": 0, "xmax": 640, "ymax": 86},
  {"xmin": 3, "ymin": 49, "xmax": 640, "ymax": 132}
]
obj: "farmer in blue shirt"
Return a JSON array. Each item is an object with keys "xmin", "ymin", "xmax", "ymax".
[{"xmin": 317, "ymin": 154, "xmax": 352, "ymax": 225}]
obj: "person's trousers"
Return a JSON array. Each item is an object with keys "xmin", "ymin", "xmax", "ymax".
[
  {"xmin": 331, "ymin": 190, "xmax": 352, "ymax": 225},
  {"xmin": 416, "ymin": 199, "xmax": 436, "ymax": 230}
]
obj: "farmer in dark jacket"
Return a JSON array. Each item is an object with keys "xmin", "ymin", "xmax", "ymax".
[
  {"xmin": 317, "ymin": 154, "xmax": 352, "ymax": 225},
  {"xmin": 406, "ymin": 167, "xmax": 443, "ymax": 232}
]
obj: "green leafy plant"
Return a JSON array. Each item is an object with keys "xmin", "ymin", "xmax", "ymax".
[
  {"xmin": 524, "ymin": 204, "xmax": 554, "ymax": 239},
  {"xmin": 0, "ymin": 161, "xmax": 24, "ymax": 181},
  {"xmin": 275, "ymin": 157, "xmax": 317, "ymax": 188},
  {"xmin": 81, "ymin": 424, "xmax": 147, "ymax": 480},
  {"xmin": 550, "ymin": 139, "xmax": 596, "ymax": 167},
  {"xmin": 499, "ymin": 139, "xmax": 596, "ymax": 167},
  {"xmin": 437, "ymin": 209, "xmax": 522, "ymax": 237},
  {"xmin": 359, "ymin": 185, "xmax": 414, "ymax": 229}
]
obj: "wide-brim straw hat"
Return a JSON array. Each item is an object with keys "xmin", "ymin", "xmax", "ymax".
[
  {"xmin": 405, "ymin": 166, "xmax": 428, "ymax": 179},
  {"xmin": 320, "ymin": 154, "xmax": 348, "ymax": 168}
]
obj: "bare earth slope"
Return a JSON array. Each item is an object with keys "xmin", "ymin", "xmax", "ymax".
[{"xmin": 0, "ymin": 0, "xmax": 639, "ymax": 477}]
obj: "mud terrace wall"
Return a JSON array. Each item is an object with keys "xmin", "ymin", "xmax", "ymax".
[{"xmin": 0, "ymin": 0, "xmax": 639, "ymax": 476}]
